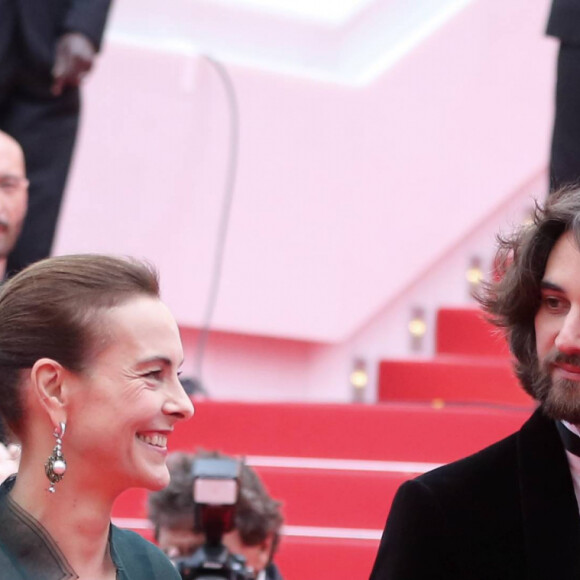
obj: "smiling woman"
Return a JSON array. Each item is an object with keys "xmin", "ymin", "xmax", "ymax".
[{"xmin": 0, "ymin": 254, "xmax": 194, "ymax": 579}]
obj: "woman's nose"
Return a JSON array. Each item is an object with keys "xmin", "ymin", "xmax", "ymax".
[{"xmin": 163, "ymin": 379, "xmax": 195, "ymax": 420}]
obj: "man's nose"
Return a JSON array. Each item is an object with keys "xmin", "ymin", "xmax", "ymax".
[
  {"xmin": 0, "ymin": 192, "xmax": 8, "ymax": 216},
  {"xmin": 555, "ymin": 309, "xmax": 580, "ymax": 353}
]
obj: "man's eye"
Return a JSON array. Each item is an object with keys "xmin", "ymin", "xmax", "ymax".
[
  {"xmin": 144, "ymin": 370, "xmax": 163, "ymax": 380},
  {"xmin": 0, "ymin": 179, "xmax": 17, "ymax": 193},
  {"xmin": 543, "ymin": 296, "xmax": 566, "ymax": 311}
]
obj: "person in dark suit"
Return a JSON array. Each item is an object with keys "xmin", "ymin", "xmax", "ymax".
[
  {"xmin": 0, "ymin": 0, "xmax": 112, "ymax": 276},
  {"xmin": 370, "ymin": 186, "xmax": 580, "ymax": 579},
  {"xmin": 0, "ymin": 130, "xmax": 27, "ymax": 277},
  {"xmin": 149, "ymin": 451, "xmax": 285, "ymax": 580},
  {"xmin": 547, "ymin": 0, "xmax": 580, "ymax": 192},
  {"xmin": 0, "ymin": 130, "xmax": 28, "ymax": 446}
]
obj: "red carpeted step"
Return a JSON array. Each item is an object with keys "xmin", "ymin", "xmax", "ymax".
[
  {"xmin": 173, "ymin": 401, "xmax": 531, "ymax": 465},
  {"xmin": 378, "ymin": 356, "xmax": 533, "ymax": 406},
  {"xmin": 255, "ymin": 467, "xmax": 411, "ymax": 529},
  {"xmin": 111, "ymin": 401, "xmax": 533, "ymax": 580},
  {"xmin": 113, "ymin": 468, "xmax": 417, "ymax": 530},
  {"xmin": 436, "ymin": 307, "xmax": 510, "ymax": 357},
  {"xmin": 275, "ymin": 536, "xmax": 378, "ymax": 580}
]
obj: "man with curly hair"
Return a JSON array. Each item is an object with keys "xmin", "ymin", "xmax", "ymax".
[
  {"xmin": 149, "ymin": 451, "xmax": 284, "ymax": 580},
  {"xmin": 370, "ymin": 187, "xmax": 580, "ymax": 579}
]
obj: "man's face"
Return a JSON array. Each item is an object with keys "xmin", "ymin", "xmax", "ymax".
[
  {"xmin": 223, "ymin": 529, "xmax": 272, "ymax": 574},
  {"xmin": 0, "ymin": 133, "xmax": 27, "ymax": 259},
  {"xmin": 157, "ymin": 525, "xmax": 272, "ymax": 575},
  {"xmin": 157, "ymin": 524, "xmax": 205, "ymax": 559},
  {"xmin": 534, "ymin": 231, "xmax": 580, "ymax": 423}
]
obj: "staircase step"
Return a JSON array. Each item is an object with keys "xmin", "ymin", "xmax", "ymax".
[
  {"xmin": 113, "ymin": 467, "xmax": 421, "ymax": 530},
  {"xmin": 257, "ymin": 467, "xmax": 413, "ymax": 529},
  {"xmin": 276, "ymin": 536, "xmax": 378, "ymax": 580},
  {"xmin": 378, "ymin": 356, "xmax": 533, "ymax": 406},
  {"xmin": 436, "ymin": 307, "xmax": 510, "ymax": 357},
  {"xmin": 112, "ymin": 400, "xmax": 533, "ymax": 580},
  {"xmin": 173, "ymin": 401, "xmax": 531, "ymax": 464}
]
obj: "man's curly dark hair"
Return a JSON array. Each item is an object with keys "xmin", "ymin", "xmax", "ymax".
[
  {"xmin": 478, "ymin": 186, "xmax": 580, "ymax": 398},
  {"xmin": 148, "ymin": 450, "xmax": 283, "ymax": 554}
]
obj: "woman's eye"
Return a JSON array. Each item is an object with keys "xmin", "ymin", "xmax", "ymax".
[{"xmin": 144, "ymin": 370, "xmax": 163, "ymax": 380}]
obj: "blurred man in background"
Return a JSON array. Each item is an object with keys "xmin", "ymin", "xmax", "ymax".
[
  {"xmin": 0, "ymin": 130, "xmax": 27, "ymax": 279},
  {"xmin": 0, "ymin": 129, "xmax": 27, "ymax": 453},
  {"xmin": 0, "ymin": 0, "xmax": 112, "ymax": 275},
  {"xmin": 148, "ymin": 451, "xmax": 284, "ymax": 580}
]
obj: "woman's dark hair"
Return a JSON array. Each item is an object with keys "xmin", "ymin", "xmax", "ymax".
[
  {"xmin": 0, "ymin": 254, "xmax": 159, "ymax": 436},
  {"xmin": 479, "ymin": 187, "xmax": 580, "ymax": 395}
]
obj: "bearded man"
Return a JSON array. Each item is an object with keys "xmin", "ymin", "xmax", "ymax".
[{"xmin": 370, "ymin": 187, "xmax": 580, "ymax": 579}]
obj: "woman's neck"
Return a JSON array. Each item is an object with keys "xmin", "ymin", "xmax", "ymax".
[{"xmin": 10, "ymin": 453, "xmax": 117, "ymax": 579}]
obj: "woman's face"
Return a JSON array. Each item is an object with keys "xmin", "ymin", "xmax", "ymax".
[{"xmin": 65, "ymin": 296, "xmax": 194, "ymax": 494}]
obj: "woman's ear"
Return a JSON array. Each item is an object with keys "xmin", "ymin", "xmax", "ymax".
[{"xmin": 30, "ymin": 358, "xmax": 68, "ymax": 426}]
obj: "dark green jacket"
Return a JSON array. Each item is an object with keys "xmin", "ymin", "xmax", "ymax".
[{"xmin": 0, "ymin": 476, "xmax": 180, "ymax": 579}]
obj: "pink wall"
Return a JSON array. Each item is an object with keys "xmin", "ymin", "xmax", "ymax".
[{"xmin": 54, "ymin": 0, "xmax": 555, "ymax": 400}]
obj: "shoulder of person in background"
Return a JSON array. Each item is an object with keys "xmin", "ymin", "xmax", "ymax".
[{"xmin": 0, "ymin": 443, "xmax": 20, "ymax": 484}]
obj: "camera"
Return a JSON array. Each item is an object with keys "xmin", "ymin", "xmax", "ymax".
[{"xmin": 174, "ymin": 457, "xmax": 255, "ymax": 580}]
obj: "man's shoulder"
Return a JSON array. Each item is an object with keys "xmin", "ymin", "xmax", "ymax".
[
  {"xmin": 416, "ymin": 425, "xmax": 519, "ymax": 492},
  {"xmin": 408, "ymin": 408, "xmax": 553, "ymax": 509},
  {"xmin": 265, "ymin": 562, "xmax": 284, "ymax": 580}
]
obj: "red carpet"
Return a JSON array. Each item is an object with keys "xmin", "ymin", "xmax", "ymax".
[{"xmin": 112, "ymin": 307, "xmax": 534, "ymax": 579}]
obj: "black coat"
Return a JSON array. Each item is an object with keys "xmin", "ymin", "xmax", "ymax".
[
  {"xmin": 265, "ymin": 562, "xmax": 284, "ymax": 580},
  {"xmin": 12, "ymin": 0, "xmax": 111, "ymax": 74},
  {"xmin": 0, "ymin": 0, "xmax": 113, "ymax": 275},
  {"xmin": 369, "ymin": 409, "xmax": 580, "ymax": 579},
  {"xmin": 547, "ymin": 0, "xmax": 580, "ymax": 44}
]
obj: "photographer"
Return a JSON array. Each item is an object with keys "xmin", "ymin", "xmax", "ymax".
[{"xmin": 148, "ymin": 451, "xmax": 284, "ymax": 580}]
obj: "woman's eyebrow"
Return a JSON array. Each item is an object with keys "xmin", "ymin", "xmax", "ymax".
[{"xmin": 136, "ymin": 356, "xmax": 178, "ymax": 367}]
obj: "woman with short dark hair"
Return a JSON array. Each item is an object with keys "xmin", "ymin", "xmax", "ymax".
[{"xmin": 0, "ymin": 254, "xmax": 194, "ymax": 579}]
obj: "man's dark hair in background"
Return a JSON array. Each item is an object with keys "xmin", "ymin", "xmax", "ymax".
[
  {"xmin": 0, "ymin": 0, "xmax": 112, "ymax": 276},
  {"xmin": 370, "ymin": 186, "xmax": 580, "ymax": 579},
  {"xmin": 148, "ymin": 451, "xmax": 284, "ymax": 580}
]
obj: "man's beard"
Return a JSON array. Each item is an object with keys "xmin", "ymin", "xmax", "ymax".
[{"xmin": 529, "ymin": 350, "xmax": 580, "ymax": 424}]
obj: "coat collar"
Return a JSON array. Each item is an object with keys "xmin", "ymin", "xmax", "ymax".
[{"xmin": 518, "ymin": 407, "xmax": 580, "ymax": 579}]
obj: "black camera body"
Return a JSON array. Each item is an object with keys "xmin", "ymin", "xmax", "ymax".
[
  {"xmin": 175, "ymin": 543, "xmax": 253, "ymax": 580},
  {"xmin": 174, "ymin": 457, "xmax": 255, "ymax": 580}
]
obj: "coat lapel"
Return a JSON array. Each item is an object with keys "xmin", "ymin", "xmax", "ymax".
[{"xmin": 517, "ymin": 409, "xmax": 580, "ymax": 579}]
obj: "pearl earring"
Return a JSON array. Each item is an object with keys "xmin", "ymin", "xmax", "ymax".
[{"xmin": 45, "ymin": 422, "xmax": 67, "ymax": 493}]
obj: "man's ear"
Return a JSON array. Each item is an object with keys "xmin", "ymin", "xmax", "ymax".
[{"xmin": 30, "ymin": 358, "xmax": 68, "ymax": 426}]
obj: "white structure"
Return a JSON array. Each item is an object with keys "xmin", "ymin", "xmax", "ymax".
[{"xmin": 55, "ymin": 0, "xmax": 555, "ymax": 402}]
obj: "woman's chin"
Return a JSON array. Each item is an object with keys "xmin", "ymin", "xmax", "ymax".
[{"xmin": 141, "ymin": 466, "xmax": 170, "ymax": 491}]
